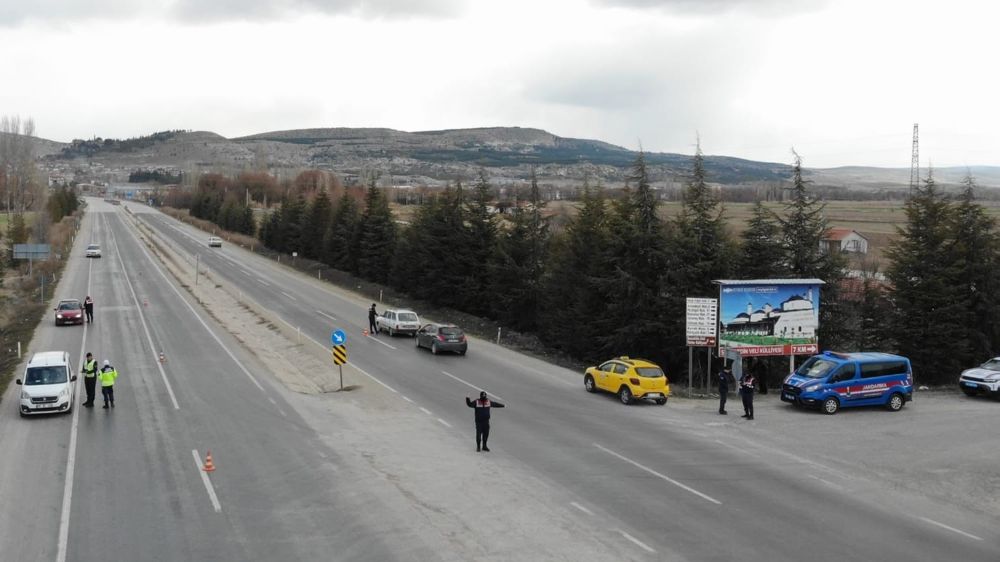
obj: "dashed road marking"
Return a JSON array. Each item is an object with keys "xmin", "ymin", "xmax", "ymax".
[
  {"xmin": 420, "ymin": 407, "xmax": 433, "ymax": 416},
  {"xmin": 281, "ymin": 291, "xmax": 297, "ymax": 301},
  {"xmin": 617, "ymin": 530, "xmax": 656, "ymax": 553},
  {"xmin": 316, "ymin": 310, "xmax": 337, "ymax": 321},
  {"xmin": 918, "ymin": 517, "xmax": 983, "ymax": 541},
  {"xmin": 437, "ymin": 418, "xmax": 452, "ymax": 428},
  {"xmin": 570, "ymin": 502, "xmax": 593, "ymax": 516},
  {"xmin": 440, "ymin": 371, "xmax": 507, "ymax": 402},
  {"xmin": 594, "ymin": 443, "xmax": 722, "ymax": 505},
  {"xmin": 192, "ymin": 450, "xmax": 223, "ymax": 512}
]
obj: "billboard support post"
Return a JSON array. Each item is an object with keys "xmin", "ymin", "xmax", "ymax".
[
  {"xmin": 688, "ymin": 346, "xmax": 693, "ymax": 392},
  {"xmin": 705, "ymin": 347, "xmax": 711, "ymax": 392}
]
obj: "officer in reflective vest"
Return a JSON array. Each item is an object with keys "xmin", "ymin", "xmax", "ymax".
[
  {"xmin": 99, "ymin": 360, "xmax": 118, "ymax": 409},
  {"xmin": 81, "ymin": 352, "xmax": 98, "ymax": 407},
  {"xmin": 465, "ymin": 391, "xmax": 505, "ymax": 452}
]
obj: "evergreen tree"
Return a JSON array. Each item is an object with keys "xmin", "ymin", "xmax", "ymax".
[
  {"xmin": 8, "ymin": 213, "xmax": 29, "ymax": 245},
  {"xmin": 302, "ymin": 191, "xmax": 332, "ymax": 260},
  {"xmin": 540, "ymin": 183, "xmax": 611, "ymax": 359},
  {"xmin": 490, "ymin": 171, "xmax": 550, "ymax": 331},
  {"xmin": 885, "ymin": 173, "xmax": 967, "ymax": 384},
  {"xmin": 950, "ymin": 175, "xmax": 1000, "ymax": 362},
  {"xmin": 739, "ymin": 201, "xmax": 786, "ymax": 278},
  {"xmin": 241, "ymin": 205, "xmax": 256, "ymax": 236},
  {"xmin": 460, "ymin": 171, "xmax": 498, "ymax": 315},
  {"xmin": 323, "ymin": 193, "xmax": 360, "ymax": 272},
  {"xmin": 356, "ymin": 182, "xmax": 397, "ymax": 283},
  {"xmin": 277, "ymin": 195, "xmax": 307, "ymax": 255}
]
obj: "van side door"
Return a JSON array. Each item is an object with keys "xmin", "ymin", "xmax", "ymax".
[
  {"xmin": 859, "ymin": 361, "xmax": 909, "ymax": 405},
  {"xmin": 827, "ymin": 363, "xmax": 860, "ymax": 402}
]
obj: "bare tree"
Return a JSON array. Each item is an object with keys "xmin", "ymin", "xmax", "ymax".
[{"xmin": 0, "ymin": 115, "xmax": 43, "ymax": 215}]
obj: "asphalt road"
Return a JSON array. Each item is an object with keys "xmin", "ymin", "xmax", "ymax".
[
  {"xmin": 125, "ymin": 202, "xmax": 997, "ymax": 561},
  {"xmin": 1, "ymin": 198, "xmax": 996, "ymax": 561}
]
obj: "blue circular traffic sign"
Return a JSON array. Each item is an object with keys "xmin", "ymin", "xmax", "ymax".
[{"xmin": 331, "ymin": 329, "xmax": 346, "ymax": 345}]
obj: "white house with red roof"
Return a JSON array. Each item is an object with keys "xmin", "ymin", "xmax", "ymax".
[{"xmin": 821, "ymin": 228, "xmax": 868, "ymax": 255}]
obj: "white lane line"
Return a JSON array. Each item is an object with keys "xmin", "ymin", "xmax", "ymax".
[
  {"xmin": 617, "ymin": 530, "xmax": 656, "ymax": 554},
  {"xmin": 304, "ymin": 336, "xmax": 398, "ymax": 393},
  {"xmin": 402, "ymin": 396, "xmax": 414, "ymax": 403},
  {"xmin": 108, "ymin": 218, "xmax": 181, "ymax": 410},
  {"xmin": 440, "ymin": 371, "xmax": 507, "ymax": 403},
  {"xmin": 241, "ymin": 269, "xmax": 252, "ymax": 276},
  {"xmin": 280, "ymin": 291, "xmax": 297, "ymax": 301},
  {"xmin": 121, "ymin": 220, "xmax": 267, "ymax": 393},
  {"xmin": 420, "ymin": 407, "xmax": 433, "ymax": 416},
  {"xmin": 593, "ymin": 443, "xmax": 722, "ymax": 505},
  {"xmin": 437, "ymin": 418, "xmax": 452, "ymax": 428},
  {"xmin": 365, "ymin": 335, "xmax": 397, "ymax": 350},
  {"xmin": 258, "ymin": 279, "xmax": 270, "ymax": 286},
  {"xmin": 268, "ymin": 397, "xmax": 278, "ymax": 405},
  {"xmin": 316, "ymin": 310, "xmax": 337, "ymax": 321},
  {"xmin": 807, "ymin": 475, "xmax": 844, "ymax": 491},
  {"xmin": 918, "ymin": 517, "xmax": 983, "ymax": 541},
  {"xmin": 56, "ymin": 242, "xmax": 96, "ymax": 562},
  {"xmin": 570, "ymin": 502, "xmax": 593, "ymax": 516},
  {"xmin": 191, "ymin": 450, "xmax": 223, "ymax": 512}
]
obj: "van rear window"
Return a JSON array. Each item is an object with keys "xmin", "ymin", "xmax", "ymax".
[{"xmin": 861, "ymin": 361, "xmax": 908, "ymax": 378}]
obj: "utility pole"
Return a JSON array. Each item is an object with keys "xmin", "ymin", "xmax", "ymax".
[{"xmin": 909, "ymin": 123, "xmax": 919, "ymax": 196}]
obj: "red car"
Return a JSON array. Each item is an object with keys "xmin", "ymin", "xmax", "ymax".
[{"xmin": 55, "ymin": 299, "xmax": 84, "ymax": 326}]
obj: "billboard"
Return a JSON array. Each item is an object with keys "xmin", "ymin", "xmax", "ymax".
[
  {"xmin": 685, "ymin": 298, "xmax": 718, "ymax": 346},
  {"xmin": 716, "ymin": 280, "xmax": 823, "ymax": 357}
]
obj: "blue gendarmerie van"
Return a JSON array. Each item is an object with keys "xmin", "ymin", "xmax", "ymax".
[{"xmin": 781, "ymin": 351, "xmax": 913, "ymax": 415}]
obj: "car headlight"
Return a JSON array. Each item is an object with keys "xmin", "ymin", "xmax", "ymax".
[
  {"xmin": 57, "ymin": 314, "xmax": 63, "ymax": 318},
  {"xmin": 60, "ymin": 387, "xmax": 70, "ymax": 398},
  {"xmin": 21, "ymin": 391, "xmax": 30, "ymax": 400},
  {"xmin": 805, "ymin": 384, "xmax": 821, "ymax": 392}
]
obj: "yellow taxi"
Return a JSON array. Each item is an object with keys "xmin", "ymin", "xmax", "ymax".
[{"xmin": 584, "ymin": 357, "xmax": 669, "ymax": 405}]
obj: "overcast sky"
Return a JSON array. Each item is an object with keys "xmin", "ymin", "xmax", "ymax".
[{"xmin": 0, "ymin": 0, "xmax": 996, "ymax": 168}]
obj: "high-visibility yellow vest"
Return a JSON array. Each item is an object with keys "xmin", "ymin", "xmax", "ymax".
[
  {"xmin": 99, "ymin": 367, "xmax": 118, "ymax": 387},
  {"xmin": 82, "ymin": 360, "xmax": 97, "ymax": 377}
]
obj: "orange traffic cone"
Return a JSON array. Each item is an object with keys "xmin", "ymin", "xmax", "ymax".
[
  {"xmin": 202, "ymin": 450, "xmax": 216, "ymax": 472},
  {"xmin": 362, "ymin": 328, "xmax": 369, "ymax": 336}
]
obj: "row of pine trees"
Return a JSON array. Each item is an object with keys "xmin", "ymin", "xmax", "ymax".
[{"xmin": 182, "ymin": 147, "xmax": 1000, "ymax": 386}]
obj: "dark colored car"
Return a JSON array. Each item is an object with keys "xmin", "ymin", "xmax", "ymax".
[
  {"xmin": 54, "ymin": 299, "xmax": 84, "ymax": 326},
  {"xmin": 415, "ymin": 324, "xmax": 468, "ymax": 355}
]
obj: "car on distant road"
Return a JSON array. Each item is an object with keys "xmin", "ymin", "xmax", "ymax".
[
  {"xmin": 415, "ymin": 324, "xmax": 468, "ymax": 355},
  {"xmin": 584, "ymin": 357, "xmax": 669, "ymax": 405},
  {"xmin": 959, "ymin": 357, "xmax": 1000, "ymax": 399},
  {"xmin": 208, "ymin": 236, "xmax": 222, "ymax": 247},
  {"xmin": 85, "ymin": 244, "xmax": 101, "ymax": 258},
  {"xmin": 54, "ymin": 299, "xmax": 84, "ymax": 326},
  {"xmin": 376, "ymin": 309, "xmax": 421, "ymax": 337},
  {"xmin": 16, "ymin": 351, "xmax": 76, "ymax": 416}
]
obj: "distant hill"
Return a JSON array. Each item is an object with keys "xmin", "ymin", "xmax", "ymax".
[{"xmin": 24, "ymin": 126, "xmax": 1000, "ymax": 189}]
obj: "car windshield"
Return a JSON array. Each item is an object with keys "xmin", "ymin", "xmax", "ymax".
[
  {"xmin": 87, "ymin": 245, "xmax": 99, "ymax": 250},
  {"xmin": 399, "ymin": 313, "xmax": 418, "ymax": 322},
  {"xmin": 59, "ymin": 302, "xmax": 80, "ymax": 310},
  {"xmin": 25, "ymin": 366, "xmax": 68, "ymax": 385},
  {"xmin": 979, "ymin": 359, "xmax": 1000, "ymax": 372},
  {"xmin": 440, "ymin": 327, "xmax": 462, "ymax": 336},
  {"xmin": 795, "ymin": 357, "xmax": 839, "ymax": 379},
  {"xmin": 635, "ymin": 367, "xmax": 664, "ymax": 378}
]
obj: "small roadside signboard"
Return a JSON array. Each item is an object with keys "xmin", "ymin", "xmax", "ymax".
[
  {"xmin": 332, "ymin": 343, "xmax": 347, "ymax": 391},
  {"xmin": 685, "ymin": 298, "xmax": 718, "ymax": 347},
  {"xmin": 331, "ymin": 329, "xmax": 346, "ymax": 346}
]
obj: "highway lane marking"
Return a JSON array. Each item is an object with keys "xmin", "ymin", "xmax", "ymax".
[
  {"xmin": 593, "ymin": 443, "xmax": 722, "ymax": 505},
  {"xmin": 316, "ymin": 310, "xmax": 337, "ymax": 321},
  {"xmin": 241, "ymin": 269, "xmax": 252, "ymax": 276},
  {"xmin": 107, "ymin": 218, "xmax": 182, "ymax": 410},
  {"xmin": 402, "ymin": 396, "xmax": 414, "ymax": 403},
  {"xmin": 365, "ymin": 334, "xmax": 397, "ymax": 350},
  {"xmin": 807, "ymin": 475, "xmax": 844, "ymax": 491},
  {"xmin": 440, "ymin": 371, "xmax": 507, "ymax": 402},
  {"xmin": 57, "ymin": 239, "xmax": 96, "ymax": 562},
  {"xmin": 437, "ymin": 418, "xmax": 452, "ymax": 428},
  {"xmin": 570, "ymin": 502, "xmax": 593, "ymax": 516},
  {"xmin": 280, "ymin": 291, "xmax": 297, "ymax": 301},
  {"xmin": 258, "ymin": 279, "xmax": 270, "ymax": 286},
  {"xmin": 420, "ymin": 407, "xmax": 433, "ymax": 416},
  {"xmin": 121, "ymin": 219, "xmax": 268, "ymax": 393},
  {"xmin": 191, "ymin": 450, "xmax": 223, "ymax": 513},
  {"xmin": 917, "ymin": 517, "xmax": 983, "ymax": 541},
  {"xmin": 617, "ymin": 530, "xmax": 656, "ymax": 554}
]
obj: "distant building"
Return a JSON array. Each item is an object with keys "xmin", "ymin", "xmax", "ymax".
[{"xmin": 821, "ymin": 228, "xmax": 868, "ymax": 255}]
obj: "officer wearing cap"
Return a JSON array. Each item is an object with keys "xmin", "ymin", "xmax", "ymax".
[{"xmin": 465, "ymin": 391, "xmax": 505, "ymax": 452}]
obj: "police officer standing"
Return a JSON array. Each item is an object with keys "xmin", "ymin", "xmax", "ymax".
[
  {"xmin": 83, "ymin": 295, "xmax": 94, "ymax": 323},
  {"xmin": 465, "ymin": 391, "xmax": 505, "ymax": 452},
  {"xmin": 368, "ymin": 303, "xmax": 379, "ymax": 335},
  {"xmin": 99, "ymin": 359, "xmax": 118, "ymax": 409},
  {"xmin": 81, "ymin": 352, "xmax": 98, "ymax": 407},
  {"xmin": 718, "ymin": 365, "xmax": 735, "ymax": 415},
  {"xmin": 739, "ymin": 370, "xmax": 756, "ymax": 419}
]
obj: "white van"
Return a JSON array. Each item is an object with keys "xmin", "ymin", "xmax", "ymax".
[{"xmin": 16, "ymin": 351, "xmax": 76, "ymax": 416}]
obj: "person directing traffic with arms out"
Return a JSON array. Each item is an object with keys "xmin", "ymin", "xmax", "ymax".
[{"xmin": 466, "ymin": 391, "xmax": 505, "ymax": 452}]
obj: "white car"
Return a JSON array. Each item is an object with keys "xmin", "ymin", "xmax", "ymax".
[
  {"xmin": 959, "ymin": 357, "xmax": 1000, "ymax": 398},
  {"xmin": 85, "ymin": 244, "xmax": 101, "ymax": 258},
  {"xmin": 376, "ymin": 309, "xmax": 421, "ymax": 337},
  {"xmin": 208, "ymin": 236, "xmax": 222, "ymax": 247},
  {"xmin": 16, "ymin": 351, "xmax": 77, "ymax": 416}
]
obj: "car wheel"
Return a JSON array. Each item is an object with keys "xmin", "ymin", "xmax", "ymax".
[
  {"xmin": 655, "ymin": 398, "xmax": 667, "ymax": 405},
  {"xmin": 619, "ymin": 386, "xmax": 633, "ymax": 405},
  {"xmin": 822, "ymin": 397, "xmax": 840, "ymax": 415},
  {"xmin": 887, "ymin": 392, "xmax": 904, "ymax": 411},
  {"xmin": 431, "ymin": 342, "xmax": 438, "ymax": 355},
  {"xmin": 584, "ymin": 375, "xmax": 597, "ymax": 393},
  {"xmin": 415, "ymin": 338, "xmax": 422, "ymax": 349}
]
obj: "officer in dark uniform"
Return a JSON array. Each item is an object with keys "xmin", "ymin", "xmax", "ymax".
[
  {"xmin": 718, "ymin": 365, "xmax": 735, "ymax": 415},
  {"xmin": 465, "ymin": 391, "xmax": 505, "ymax": 452},
  {"xmin": 368, "ymin": 304, "xmax": 379, "ymax": 335},
  {"xmin": 740, "ymin": 371, "xmax": 756, "ymax": 419}
]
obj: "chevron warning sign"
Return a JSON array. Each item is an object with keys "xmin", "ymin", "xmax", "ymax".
[{"xmin": 332, "ymin": 344, "xmax": 348, "ymax": 366}]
